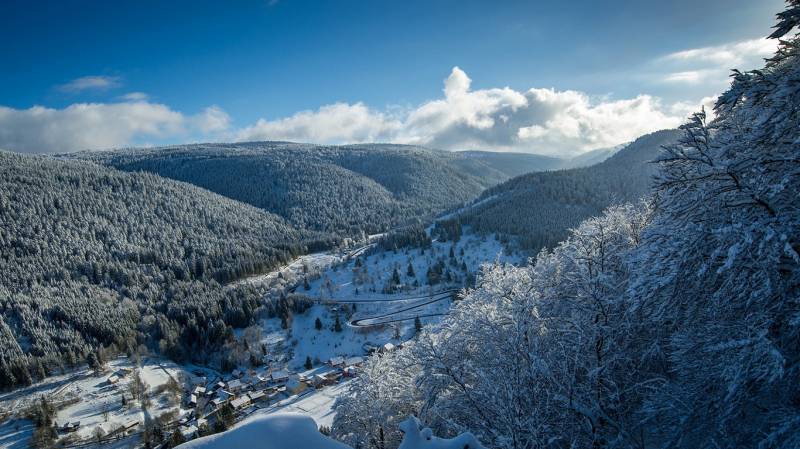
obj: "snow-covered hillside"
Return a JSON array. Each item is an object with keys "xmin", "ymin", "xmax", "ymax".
[
  {"xmin": 257, "ymin": 227, "xmax": 520, "ymax": 372},
  {"xmin": 176, "ymin": 413, "xmax": 486, "ymax": 449}
]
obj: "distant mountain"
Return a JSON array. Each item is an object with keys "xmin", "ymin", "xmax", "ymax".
[
  {"xmin": 437, "ymin": 129, "xmax": 680, "ymax": 252},
  {"xmin": 560, "ymin": 143, "xmax": 628, "ymax": 169},
  {"xmin": 0, "ymin": 151, "xmax": 322, "ymax": 388},
  {"xmin": 454, "ymin": 150, "xmax": 564, "ymax": 179},
  {"xmin": 72, "ymin": 143, "xmax": 517, "ymax": 237}
]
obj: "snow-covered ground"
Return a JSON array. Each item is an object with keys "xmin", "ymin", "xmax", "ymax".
[
  {"xmin": 0, "ymin": 226, "xmax": 520, "ymax": 449},
  {"xmin": 176, "ymin": 413, "xmax": 350, "ymax": 449},
  {"xmin": 0, "ymin": 357, "xmax": 201, "ymax": 448},
  {"xmin": 175, "ymin": 412, "xmax": 487, "ymax": 449},
  {"xmin": 256, "ymin": 380, "xmax": 351, "ymax": 427},
  {"xmin": 259, "ymin": 228, "xmax": 519, "ymax": 372}
]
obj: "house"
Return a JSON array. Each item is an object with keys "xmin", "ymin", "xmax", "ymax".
[
  {"xmin": 312, "ymin": 374, "xmax": 330, "ymax": 388},
  {"xmin": 345, "ymin": 356, "xmax": 364, "ymax": 366},
  {"xmin": 248, "ymin": 391, "xmax": 266, "ymax": 403},
  {"xmin": 188, "ymin": 394, "xmax": 198, "ymax": 407},
  {"xmin": 214, "ymin": 381, "xmax": 226, "ymax": 390},
  {"xmin": 210, "ymin": 390, "xmax": 232, "ymax": 408},
  {"xmin": 122, "ymin": 420, "xmax": 140, "ymax": 435},
  {"xmin": 328, "ymin": 356, "xmax": 344, "ymax": 367},
  {"xmin": 107, "ymin": 375, "xmax": 120, "ymax": 384},
  {"xmin": 270, "ymin": 370, "xmax": 290, "ymax": 384},
  {"xmin": 197, "ymin": 418, "xmax": 208, "ymax": 430},
  {"xmin": 254, "ymin": 374, "xmax": 269, "ymax": 387},
  {"xmin": 192, "ymin": 386, "xmax": 206, "ymax": 396},
  {"xmin": 181, "ymin": 425, "xmax": 198, "ymax": 439},
  {"xmin": 227, "ymin": 379, "xmax": 243, "ymax": 392},
  {"xmin": 232, "ymin": 369, "xmax": 243, "ymax": 378},
  {"xmin": 380, "ymin": 342, "xmax": 396, "ymax": 353},
  {"xmin": 230, "ymin": 396, "xmax": 251, "ymax": 410},
  {"xmin": 286, "ymin": 375, "xmax": 306, "ymax": 394}
]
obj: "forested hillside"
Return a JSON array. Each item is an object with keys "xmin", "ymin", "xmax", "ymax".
[
  {"xmin": 454, "ymin": 150, "xmax": 563, "ymax": 179},
  {"xmin": 74, "ymin": 143, "xmax": 535, "ymax": 237},
  {"xmin": 333, "ymin": 6, "xmax": 800, "ymax": 448},
  {"xmin": 437, "ymin": 129, "xmax": 680, "ymax": 251},
  {"xmin": 0, "ymin": 152, "xmax": 327, "ymax": 388}
]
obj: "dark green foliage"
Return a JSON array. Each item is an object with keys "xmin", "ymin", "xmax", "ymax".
[
  {"xmin": 167, "ymin": 429, "xmax": 187, "ymax": 448},
  {"xmin": 451, "ymin": 130, "xmax": 681, "ymax": 253},
  {"xmin": 214, "ymin": 403, "xmax": 235, "ymax": 432},
  {"xmin": 315, "ymin": 317, "xmax": 323, "ymax": 330},
  {"xmin": 73, "ymin": 143, "xmax": 513, "ymax": 238},
  {"xmin": 377, "ymin": 224, "xmax": 432, "ymax": 251},
  {"xmin": 305, "ymin": 356, "xmax": 313, "ymax": 370},
  {"xmin": 454, "ymin": 150, "xmax": 564, "ymax": 179},
  {"xmin": 334, "ymin": 315, "xmax": 343, "ymax": 333},
  {"xmin": 0, "ymin": 151, "xmax": 318, "ymax": 388}
]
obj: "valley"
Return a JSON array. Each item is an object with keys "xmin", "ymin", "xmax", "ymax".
[{"xmin": 0, "ymin": 206, "xmax": 519, "ymax": 448}]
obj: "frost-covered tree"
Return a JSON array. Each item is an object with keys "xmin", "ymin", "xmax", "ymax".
[{"xmin": 334, "ymin": 4, "xmax": 800, "ymax": 447}]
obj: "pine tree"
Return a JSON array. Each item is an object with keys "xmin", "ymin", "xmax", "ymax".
[
  {"xmin": 334, "ymin": 315, "xmax": 343, "ymax": 332},
  {"xmin": 414, "ymin": 316, "xmax": 422, "ymax": 333},
  {"xmin": 391, "ymin": 268, "xmax": 401, "ymax": 286},
  {"xmin": 167, "ymin": 429, "xmax": 186, "ymax": 448},
  {"xmin": 305, "ymin": 356, "xmax": 313, "ymax": 370},
  {"xmin": 315, "ymin": 317, "xmax": 323, "ymax": 330},
  {"xmin": 406, "ymin": 263, "xmax": 415, "ymax": 277}
]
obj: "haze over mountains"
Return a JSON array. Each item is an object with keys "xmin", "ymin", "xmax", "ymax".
[{"xmin": 437, "ymin": 129, "xmax": 680, "ymax": 251}]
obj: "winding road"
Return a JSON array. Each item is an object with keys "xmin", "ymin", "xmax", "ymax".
[{"xmin": 344, "ymin": 289, "xmax": 460, "ymax": 327}]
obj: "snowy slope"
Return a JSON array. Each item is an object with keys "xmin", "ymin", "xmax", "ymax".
[
  {"xmin": 176, "ymin": 413, "xmax": 351, "ymax": 449},
  {"xmin": 176, "ymin": 413, "xmax": 487, "ymax": 449}
]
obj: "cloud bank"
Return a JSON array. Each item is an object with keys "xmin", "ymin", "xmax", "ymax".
[
  {"xmin": 657, "ymin": 37, "xmax": 777, "ymax": 86},
  {"xmin": 2, "ymin": 64, "xmax": 722, "ymax": 155},
  {"xmin": 0, "ymin": 100, "xmax": 227, "ymax": 154},
  {"xmin": 235, "ymin": 67, "xmax": 687, "ymax": 156}
]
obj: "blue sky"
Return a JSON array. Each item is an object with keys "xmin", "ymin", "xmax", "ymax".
[{"xmin": 0, "ymin": 0, "xmax": 786, "ymax": 155}]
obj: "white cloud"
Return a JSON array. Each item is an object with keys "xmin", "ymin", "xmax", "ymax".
[
  {"xmin": 662, "ymin": 38, "xmax": 776, "ymax": 67},
  {"xmin": 236, "ymin": 102, "xmax": 402, "ymax": 144},
  {"xmin": 4, "ymin": 66, "xmax": 724, "ymax": 156},
  {"xmin": 58, "ymin": 75, "xmax": 121, "ymax": 93},
  {"xmin": 658, "ymin": 38, "xmax": 777, "ymax": 85},
  {"xmin": 0, "ymin": 102, "xmax": 229, "ymax": 154},
  {"xmin": 193, "ymin": 105, "xmax": 232, "ymax": 134},
  {"xmin": 235, "ymin": 67, "xmax": 685, "ymax": 156},
  {"xmin": 670, "ymin": 95, "xmax": 719, "ymax": 121},
  {"xmin": 119, "ymin": 92, "xmax": 149, "ymax": 102}
]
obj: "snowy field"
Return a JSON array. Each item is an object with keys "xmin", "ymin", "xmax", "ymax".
[
  {"xmin": 0, "ymin": 357, "xmax": 202, "ymax": 449},
  {"xmin": 259, "ymin": 228, "xmax": 520, "ymax": 372}
]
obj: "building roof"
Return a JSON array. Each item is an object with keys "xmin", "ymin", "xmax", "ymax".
[
  {"xmin": 270, "ymin": 370, "xmax": 289, "ymax": 381},
  {"xmin": 230, "ymin": 397, "xmax": 251, "ymax": 409},
  {"xmin": 248, "ymin": 391, "xmax": 266, "ymax": 401},
  {"xmin": 345, "ymin": 356, "xmax": 364, "ymax": 366}
]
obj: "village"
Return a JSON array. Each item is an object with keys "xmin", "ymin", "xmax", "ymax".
[{"xmin": 0, "ymin": 342, "xmax": 399, "ymax": 449}]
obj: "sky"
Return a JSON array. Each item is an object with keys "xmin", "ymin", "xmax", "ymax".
[{"xmin": 0, "ymin": 0, "xmax": 786, "ymax": 156}]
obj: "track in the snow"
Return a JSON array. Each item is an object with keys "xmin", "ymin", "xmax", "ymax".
[{"xmin": 347, "ymin": 290, "xmax": 458, "ymax": 327}]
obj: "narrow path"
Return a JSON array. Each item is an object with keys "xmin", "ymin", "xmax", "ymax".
[
  {"xmin": 348, "ymin": 290, "xmax": 457, "ymax": 327},
  {"xmin": 318, "ymin": 288, "xmax": 460, "ymax": 304}
]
